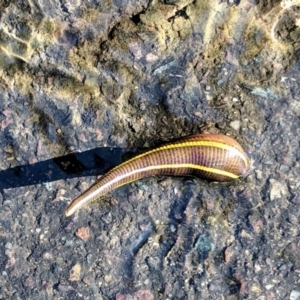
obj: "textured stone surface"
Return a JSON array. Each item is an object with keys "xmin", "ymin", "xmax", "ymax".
[{"xmin": 0, "ymin": 0, "xmax": 300, "ymax": 299}]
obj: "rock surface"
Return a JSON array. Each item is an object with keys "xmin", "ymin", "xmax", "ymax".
[{"xmin": 0, "ymin": 0, "xmax": 300, "ymax": 299}]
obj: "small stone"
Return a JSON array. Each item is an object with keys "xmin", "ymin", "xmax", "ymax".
[
  {"xmin": 224, "ymin": 244, "xmax": 235, "ymax": 263},
  {"xmin": 265, "ymin": 284, "xmax": 273, "ymax": 290},
  {"xmin": 134, "ymin": 289, "xmax": 154, "ymax": 300},
  {"xmin": 43, "ymin": 252, "xmax": 52, "ymax": 260},
  {"xmin": 170, "ymin": 224, "xmax": 176, "ymax": 233},
  {"xmin": 229, "ymin": 120, "xmax": 241, "ymax": 131},
  {"xmin": 75, "ymin": 226, "xmax": 90, "ymax": 241},
  {"xmin": 255, "ymin": 170, "xmax": 262, "ymax": 180},
  {"xmin": 5, "ymin": 250, "xmax": 15, "ymax": 268},
  {"xmin": 82, "ymin": 274, "xmax": 94, "ymax": 285},
  {"xmin": 145, "ymin": 53, "xmax": 158, "ymax": 62},
  {"xmin": 86, "ymin": 253, "xmax": 93, "ymax": 264},
  {"xmin": 71, "ymin": 111, "xmax": 82, "ymax": 126},
  {"xmin": 5, "ymin": 242, "xmax": 12, "ymax": 249},
  {"xmin": 195, "ymin": 234, "xmax": 212, "ymax": 252},
  {"xmin": 57, "ymin": 284, "xmax": 74, "ymax": 292},
  {"xmin": 269, "ymin": 179, "xmax": 288, "ymax": 201},
  {"xmin": 128, "ymin": 42, "xmax": 143, "ymax": 60},
  {"xmin": 279, "ymin": 164, "xmax": 289, "ymax": 172},
  {"xmin": 290, "ymin": 290, "xmax": 300, "ymax": 300},
  {"xmin": 69, "ymin": 263, "xmax": 81, "ymax": 281},
  {"xmin": 250, "ymin": 283, "xmax": 261, "ymax": 294},
  {"xmin": 248, "ymin": 214, "xmax": 263, "ymax": 234},
  {"xmin": 23, "ymin": 277, "xmax": 35, "ymax": 288},
  {"xmin": 101, "ymin": 212, "xmax": 112, "ymax": 225},
  {"xmin": 254, "ymin": 263, "xmax": 261, "ymax": 273},
  {"xmin": 116, "ymin": 293, "xmax": 130, "ymax": 300}
]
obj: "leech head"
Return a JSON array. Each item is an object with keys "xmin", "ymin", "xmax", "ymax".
[{"xmin": 241, "ymin": 157, "xmax": 253, "ymax": 179}]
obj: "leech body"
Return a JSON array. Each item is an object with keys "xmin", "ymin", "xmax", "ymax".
[{"xmin": 65, "ymin": 134, "xmax": 250, "ymax": 216}]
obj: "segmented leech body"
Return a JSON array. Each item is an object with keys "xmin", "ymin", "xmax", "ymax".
[{"xmin": 65, "ymin": 134, "xmax": 250, "ymax": 216}]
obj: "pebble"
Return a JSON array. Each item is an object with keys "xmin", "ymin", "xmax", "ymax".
[
  {"xmin": 279, "ymin": 164, "xmax": 289, "ymax": 172},
  {"xmin": 170, "ymin": 224, "xmax": 176, "ymax": 233},
  {"xmin": 195, "ymin": 234, "xmax": 212, "ymax": 252},
  {"xmin": 104, "ymin": 274, "xmax": 112, "ymax": 282},
  {"xmin": 255, "ymin": 170, "xmax": 262, "ymax": 180},
  {"xmin": 265, "ymin": 284, "xmax": 273, "ymax": 290},
  {"xmin": 290, "ymin": 290, "xmax": 300, "ymax": 300},
  {"xmin": 5, "ymin": 242, "xmax": 12, "ymax": 249},
  {"xmin": 269, "ymin": 179, "xmax": 288, "ymax": 201},
  {"xmin": 229, "ymin": 120, "xmax": 241, "ymax": 131}
]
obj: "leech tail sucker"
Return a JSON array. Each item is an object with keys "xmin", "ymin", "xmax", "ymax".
[{"xmin": 65, "ymin": 133, "xmax": 250, "ymax": 217}]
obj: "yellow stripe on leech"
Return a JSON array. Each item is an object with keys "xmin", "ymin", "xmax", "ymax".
[
  {"xmin": 141, "ymin": 163, "xmax": 239, "ymax": 178},
  {"xmin": 110, "ymin": 163, "xmax": 239, "ymax": 192},
  {"xmin": 114, "ymin": 140, "xmax": 249, "ymax": 170},
  {"xmin": 68, "ymin": 163, "xmax": 238, "ymax": 215},
  {"xmin": 65, "ymin": 160, "xmax": 241, "ymax": 216}
]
